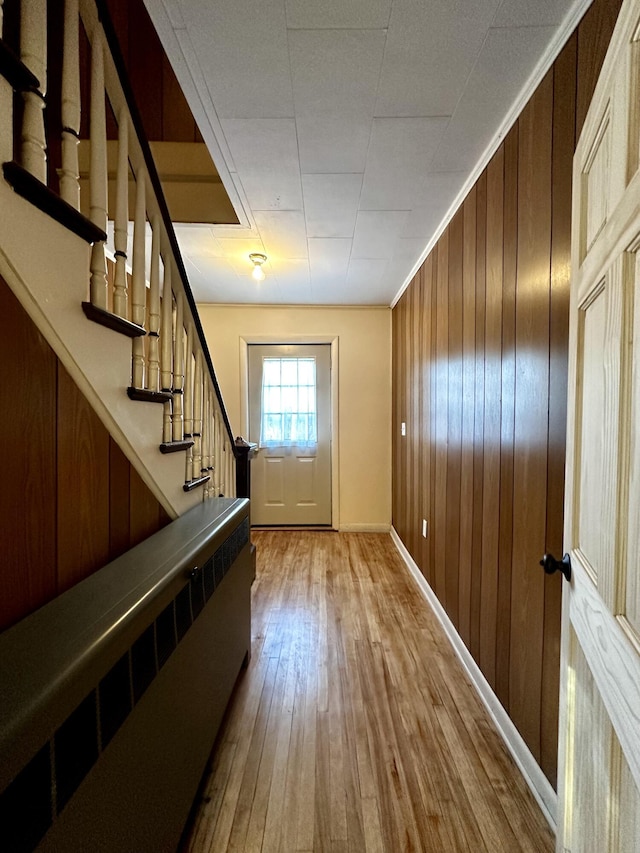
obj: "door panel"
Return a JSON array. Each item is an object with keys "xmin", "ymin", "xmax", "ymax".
[
  {"xmin": 619, "ymin": 757, "xmax": 640, "ymax": 850},
  {"xmin": 264, "ymin": 456, "xmax": 285, "ymax": 506},
  {"xmin": 581, "ymin": 110, "xmax": 611, "ymax": 262},
  {"xmin": 566, "ymin": 631, "xmax": 613, "ymax": 853},
  {"xmin": 626, "ymin": 250, "xmax": 640, "ymax": 637},
  {"xmin": 295, "ymin": 456, "xmax": 316, "ymax": 505},
  {"xmin": 576, "ymin": 278, "xmax": 609, "ymax": 584},
  {"xmin": 560, "ymin": 1, "xmax": 640, "ymax": 849},
  {"xmin": 248, "ymin": 344, "xmax": 331, "ymax": 525}
]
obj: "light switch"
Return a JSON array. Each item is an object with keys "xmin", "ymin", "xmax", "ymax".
[
  {"xmin": 422, "ymin": 519, "xmax": 428, "ymax": 538},
  {"xmin": 401, "ymin": 422, "xmax": 406, "ymax": 436}
]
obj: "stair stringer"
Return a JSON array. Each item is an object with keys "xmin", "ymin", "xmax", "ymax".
[{"xmin": 0, "ymin": 176, "xmax": 201, "ymax": 519}]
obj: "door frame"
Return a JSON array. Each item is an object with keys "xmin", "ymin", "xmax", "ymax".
[{"xmin": 239, "ymin": 334, "xmax": 340, "ymax": 529}]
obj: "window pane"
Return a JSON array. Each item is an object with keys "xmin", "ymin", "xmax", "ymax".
[
  {"xmin": 264, "ymin": 386, "xmax": 281, "ymax": 414},
  {"xmin": 308, "ymin": 416, "xmax": 317, "ymax": 443},
  {"xmin": 281, "ymin": 385, "xmax": 297, "ymax": 413},
  {"xmin": 263, "ymin": 413, "xmax": 281, "ymax": 441},
  {"xmin": 298, "ymin": 386, "xmax": 315, "ymax": 413},
  {"xmin": 298, "ymin": 359, "xmax": 315, "ymax": 385},
  {"xmin": 263, "ymin": 359, "xmax": 281, "ymax": 386},
  {"xmin": 281, "ymin": 359, "xmax": 298, "ymax": 385}
]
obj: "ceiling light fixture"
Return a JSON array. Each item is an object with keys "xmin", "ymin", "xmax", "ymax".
[{"xmin": 249, "ymin": 252, "xmax": 267, "ymax": 282}]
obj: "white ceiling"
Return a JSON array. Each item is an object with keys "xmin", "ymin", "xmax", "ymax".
[{"xmin": 144, "ymin": 0, "xmax": 589, "ymax": 306}]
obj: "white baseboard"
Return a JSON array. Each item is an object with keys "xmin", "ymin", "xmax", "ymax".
[
  {"xmin": 390, "ymin": 528, "xmax": 557, "ymax": 832},
  {"xmin": 339, "ymin": 523, "xmax": 391, "ymax": 533}
]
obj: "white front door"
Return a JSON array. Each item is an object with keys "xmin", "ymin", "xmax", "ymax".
[
  {"xmin": 557, "ymin": 1, "xmax": 640, "ymax": 849},
  {"xmin": 248, "ymin": 344, "xmax": 332, "ymax": 526}
]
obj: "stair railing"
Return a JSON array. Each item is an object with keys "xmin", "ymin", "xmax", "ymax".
[{"xmin": 1, "ymin": 0, "xmax": 249, "ymax": 499}]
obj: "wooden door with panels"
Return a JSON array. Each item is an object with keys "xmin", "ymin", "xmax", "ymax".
[
  {"xmin": 248, "ymin": 344, "xmax": 332, "ymax": 526},
  {"xmin": 555, "ymin": 0, "xmax": 640, "ymax": 849}
]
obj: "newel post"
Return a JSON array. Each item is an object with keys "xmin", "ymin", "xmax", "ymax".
[{"xmin": 234, "ymin": 437, "xmax": 257, "ymax": 499}]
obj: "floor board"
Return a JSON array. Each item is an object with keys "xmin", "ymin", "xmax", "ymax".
[{"xmin": 182, "ymin": 531, "xmax": 554, "ymax": 853}]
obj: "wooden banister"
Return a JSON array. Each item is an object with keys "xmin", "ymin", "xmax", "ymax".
[
  {"xmin": 0, "ymin": 0, "xmax": 255, "ymax": 498},
  {"xmin": 1, "ymin": 0, "xmax": 255, "ymax": 502},
  {"xmin": 93, "ymin": 0, "xmax": 237, "ymax": 434},
  {"xmin": 90, "ymin": 0, "xmax": 246, "ymax": 494}
]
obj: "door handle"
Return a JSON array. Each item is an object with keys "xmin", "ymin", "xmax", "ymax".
[{"xmin": 539, "ymin": 552, "xmax": 572, "ymax": 581}]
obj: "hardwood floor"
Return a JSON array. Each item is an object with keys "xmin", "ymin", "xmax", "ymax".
[{"xmin": 181, "ymin": 531, "xmax": 554, "ymax": 853}]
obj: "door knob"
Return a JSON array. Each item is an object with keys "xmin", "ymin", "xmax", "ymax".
[{"xmin": 539, "ymin": 552, "xmax": 572, "ymax": 581}]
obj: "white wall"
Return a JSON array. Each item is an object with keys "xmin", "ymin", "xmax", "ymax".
[{"xmin": 198, "ymin": 304, "xmax": 392, "ymax": 531}]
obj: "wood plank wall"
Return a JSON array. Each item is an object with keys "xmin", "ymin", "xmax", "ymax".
[
  {"xmin": 0, "ymin": 276, "xmax": 170, "ymax": 633},
  {"xmin": 104, "ymin": 0, "xmax": 203, "ymax": 144},
  {"xmin": 391, "ymin": 0, "xmax": 622, "ymax": 788}
]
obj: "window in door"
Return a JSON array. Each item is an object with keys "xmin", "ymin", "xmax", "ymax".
[{"xmin": 260, "ymin": 357, "xmax": 317, "ymax": 447}]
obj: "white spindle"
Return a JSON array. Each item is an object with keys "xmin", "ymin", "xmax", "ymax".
[
  {"xmin": 220, "ymin": 425, "xmax": 226, "ymax": 495},
  {"xmin": 60, "ymin": 0, "xmax": 81, "ymax": 207},
  {"xmin": 231, "ymin": 444, "xmax": 236, "ymax": 498},
  {"xmin": 131, "ymin": 169, "xmax": 146, "ymax": 387},
  {"xmin": 193, "ymin": 354, "xmax": 203, "ymax": 481},
  {"xmin": 223, "ymin": 441, "xmax": 228, "ymax": 498},
  {"xmin": 209, "ymin": 394, "xmax": 216, "ymax": 496},
  {"xmin": 160, "ymin": 260, "xmax": 173, "ymax": 392},
  {"xmin": 227, "ymin": 440, "xmax": 234, "ymax": 498},
  {"xmin": 89, "ymin": 32, "xmax": 108, "ymax": 309},
  {"xmin": 220, "ymin": 439, "xmax": 226, "ymax": 497},
  {"xmin": 219, "ymin": 416, "xmax": 225, "ymax": 493},
  {"xmin": 20, "ymin": 0, "xmax": 47, "ymax": 182},
  {"xmin": 20, "ymin": 0, "xmax": 46, "ymax": 88},
  {"xmin": 210, "ymin": 406, "xmax": 216, "ymax": 494},
  {"xmin": 147, "ymin": 216, "xmax": 161, "ymax": 391},
  {"xmin": 203, "ymin": 389, "xmax": 211, "ymax": 498},
  {"xmin": 162, "ymin": 401, "xmax": 172, "ymax": 445},
  {"xmin": 160, "ymin": 264, "xmax": 173, "ymax": 441},
  {"xmin": 200, "ymin": 390, "xmax": 208, "ymax": 498},
  {"xmin": 214, "ymin": 408, "xmax": 221, "ymax": 493},
  {"xmin": 172, "ymin": 292, "xmax": 184, "ymax": 442},
  {"xmin": 0, "ymin": 3, "xmax": 6, "ymax": 161},
  {"xmin": 184, "ymin": 339, "xmax": 193, "ymax": 438},
  {"xmin": 112, "ymin": 111, "xmax": 129, "ymax": 318},
  {"xmin": 184, "ymin": 338, "xmax": 194, "ymax": 483}
]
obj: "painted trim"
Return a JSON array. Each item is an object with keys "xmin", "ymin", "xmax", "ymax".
[
  {"xmin": 390, "ymin": 0, "xmax": 594, "ymax": 308},
  {"xmin": 340, "ymin": 523, "xmax": 391, "ymax": 533},
  {"xmin": 239, "ymin": 335, "xmax": 340, "ymax": 529},
  {"xmin": 390, "ymin": 527, "xmax": 558, "ymax": 832}
]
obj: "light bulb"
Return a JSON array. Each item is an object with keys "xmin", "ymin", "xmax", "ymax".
[{"xmin": 249, "ymin": 252, "xmax": 267, "ymax": 282}]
